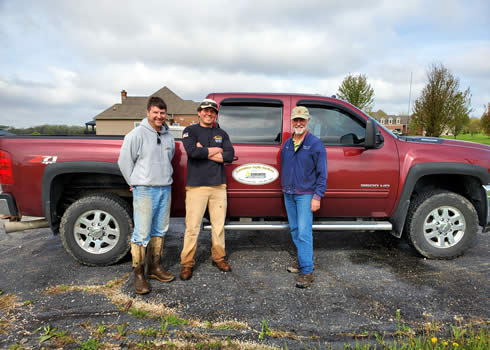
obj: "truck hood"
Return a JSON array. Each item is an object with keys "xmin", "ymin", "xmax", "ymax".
[
  {"xmin": 397, "ymin": 136, "xmax": 490, "ymax": 176},
  {"xmin": 401, "ymin": 136, "xmax": 490, "ymax": 152}
]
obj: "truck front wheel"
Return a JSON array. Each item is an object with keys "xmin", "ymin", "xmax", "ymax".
[
  {"xmin": 405, "ymin": 190, "xmax": 478, "ymax": 259},
  {"xmin": 60, "ymin": 194, "xmax": 132, "ymax": 266}
]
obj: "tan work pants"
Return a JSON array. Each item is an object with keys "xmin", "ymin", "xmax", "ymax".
[{"xmin": 180, "ymin": 185, "xmax": 227, "ymax": 267}]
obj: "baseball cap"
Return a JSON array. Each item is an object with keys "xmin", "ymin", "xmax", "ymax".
[
  {"xmin": 291, "ymin": 106, "xmax": 310, "ymax": 120},
  {"xmin": 198, "ymin": 99, "xmax": 219, "ymax": 112}
]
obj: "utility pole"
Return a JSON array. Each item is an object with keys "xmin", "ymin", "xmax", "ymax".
[{"xmin": 407, "ymin": 71, "xmax": 413, "ymax": 134}]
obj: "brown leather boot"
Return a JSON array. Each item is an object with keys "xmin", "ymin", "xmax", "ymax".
[
  {"xmin": 131, "ymin": 243, "xmax": 150, "ymax": 294},
  {"xmin": 148, "ymin": 237, "xmax": 175, "ymax": 283},
  {"xmin": 180, "ymin": 266, "xmax": 193, "ymax": 280}
]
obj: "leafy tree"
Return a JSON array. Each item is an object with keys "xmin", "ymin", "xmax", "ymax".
[
  {"xmin": 411, "ymin": 63, "xmax": 471, "ymax": 137},
  {"xmin": 468, "ymin": 118, "xmax": 481, "ymax": 136},
  {"xmin": 449, "ymin": 90, "xmax": 471, "ymax": 138},
  {"xmin": 337, "ymin": 74, "xmax": 375, "ymax": 112},
  {"xmin": 481, "ymin": 103, "xmax": 490, "ymax": 136}
]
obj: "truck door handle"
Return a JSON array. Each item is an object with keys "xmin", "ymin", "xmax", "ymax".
[{"xmin": 233, "ymin": 156, "xmax": 239, "ymax": 161}]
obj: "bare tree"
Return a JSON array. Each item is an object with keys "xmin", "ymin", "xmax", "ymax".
[
  {"xmin": 411, "ymin": 64, "xmax": 471, "ymax": 137},
  {"xmin": 337, "ymin": 74, "xmax": 375, "ymax": 112}
]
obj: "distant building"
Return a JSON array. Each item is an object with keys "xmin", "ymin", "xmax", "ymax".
[
  {"xmin": 370, "ymin": 110, "xmax": 410, "ymax": 135},
  {"xmin": 94, "ymin": 86, "xmax": 199, "ymax": 135}
]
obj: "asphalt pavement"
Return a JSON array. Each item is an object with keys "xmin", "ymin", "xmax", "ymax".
[{"xmin": 0, "ymin": 218, "xmax": 488, "ymax": 349}]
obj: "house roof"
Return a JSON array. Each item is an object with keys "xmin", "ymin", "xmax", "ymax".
[
  {"xmin": 372, "ymin": 114, "xmax": 410, "ymax": 124},
  {"xmin": 95, "ymin": 86, "xmax": 199, "ymax": 120}
]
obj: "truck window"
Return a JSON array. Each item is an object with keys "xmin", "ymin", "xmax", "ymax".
[
  {"xmin": 306, "ymin": 107, "xmax": 365, "ymax": 145},
  {"xmin": 217, "ymin": 105, "xmax": 283, "ymax": 144}
]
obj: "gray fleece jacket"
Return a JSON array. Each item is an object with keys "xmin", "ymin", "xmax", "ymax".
[{"xmin": 118, "ymin": 118, "xmax": 175, "ymax": 186}]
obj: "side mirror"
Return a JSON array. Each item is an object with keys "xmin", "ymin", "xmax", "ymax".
[{"xmin": 365, "ymin": 119, "xmax": 376, "ymax": 149}]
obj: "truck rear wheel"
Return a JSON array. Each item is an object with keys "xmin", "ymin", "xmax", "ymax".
[
  {"xmin": 405, "ymin": 190, "xmax": 478, "ymax": 259},
  {"xmin": 60, "ymin": 193, "xmax": 132, "ymax": 266}
]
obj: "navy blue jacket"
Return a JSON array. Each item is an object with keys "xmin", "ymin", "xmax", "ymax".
[{"xmin": 280, "ymin": 132, "xmax": 327, "ymax": 199}]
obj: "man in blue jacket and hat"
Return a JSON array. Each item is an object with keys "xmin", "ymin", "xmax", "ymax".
[{"xmin": 281, "ymin": 106, "xmax": 327, "ymax": 288}]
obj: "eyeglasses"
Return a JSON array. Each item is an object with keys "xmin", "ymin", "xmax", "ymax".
[{"xmin": 157, "ymin": 132, "xmax": 161, "ymax": 145}]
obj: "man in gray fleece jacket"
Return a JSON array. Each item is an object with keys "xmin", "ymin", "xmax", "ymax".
[{"xmin": 118, "ymin": 96, "xmax": 175, "ymax": 294}]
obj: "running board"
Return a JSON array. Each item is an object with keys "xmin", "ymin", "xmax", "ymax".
[{"xmin": 203, "ymin": 221, "xmax": 392, "ymax": 231}]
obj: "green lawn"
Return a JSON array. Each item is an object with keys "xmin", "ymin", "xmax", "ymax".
[{"xmin": 441, "ymin": 133, "xmax": 490, "ymax": 145}]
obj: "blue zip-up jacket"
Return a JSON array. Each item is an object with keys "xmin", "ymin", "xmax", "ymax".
[{"xmin": 280, "ymin": 131, "xmax": 327, "ymax": 199}]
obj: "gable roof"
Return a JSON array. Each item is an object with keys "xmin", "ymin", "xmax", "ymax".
[{"xmin": 95, "ymin": 86, "xmax": 199, "ymax": 120}]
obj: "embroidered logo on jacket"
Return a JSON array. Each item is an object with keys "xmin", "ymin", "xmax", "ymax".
[{"xmin": 214, "ymin": 135, "xmax": 223, "ymax": 143}]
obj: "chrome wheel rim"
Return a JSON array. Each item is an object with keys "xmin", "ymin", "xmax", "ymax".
[
  {"xmin": 423, "ymin": 206, "xmax": 465, "ymax": 249},
  {"xmin": 74, "ymin": 210, "xmax": 120, "ymax": 254}
]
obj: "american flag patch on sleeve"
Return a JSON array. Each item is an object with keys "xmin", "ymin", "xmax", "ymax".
[{"xmin": 183, "ymin": 132, "xmax": 189, "ymax": 138}]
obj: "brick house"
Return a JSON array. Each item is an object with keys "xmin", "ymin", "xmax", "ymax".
[
  {"xmin": 94, "ymin": 87, "xmax": 199, "ymax": 135},
  {"xmin": 370, "ymin": 111, "xmax": 410, "ymax": 135}
]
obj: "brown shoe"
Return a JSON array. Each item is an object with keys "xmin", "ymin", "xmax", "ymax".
[
  {"xmin": 180, "ymin": 266, "xmax": 193, "ymax": 280},
  {"xmin": 149, "ymin": 264, "xmax": 175, "ymax": 283},
  {"xmin": 296, "ymin": 273, "xmax": 314, "ymax": 288},
  {"xmin": 213, "ymin": 260, "xmax": 231, "ymax": 272},
  {"xmin": 134, "ymin": 264, "xmax": 150, "ymax": 294}
]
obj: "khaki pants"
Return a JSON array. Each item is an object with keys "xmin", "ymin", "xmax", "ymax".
[{"xmin": 180, "ymin": 184, "xmax": 227, "ymax": 267}]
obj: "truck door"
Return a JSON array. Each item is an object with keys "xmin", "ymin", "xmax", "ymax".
[
  {"xmin": 214, "ymin": 97, "xmax": 290, "ymax": 218},
  {"xmin": 293, "ymin": 99, "xmax": 399, "ymax": 218}
]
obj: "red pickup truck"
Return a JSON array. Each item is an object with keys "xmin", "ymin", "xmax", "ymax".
[{"xmin": 1, "ymin": 92, "xmax": 489, "ymax": 265}]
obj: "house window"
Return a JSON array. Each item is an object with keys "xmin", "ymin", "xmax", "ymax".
[
  {"xmin": 388, "ymin": 118, "xmax": 393, "ymax": 125},
  {"xmin": 396, "ymin": 118, "xmax": 401, "ymax": 124},
  {"xmin": 380, "ymin": 118, "xmax": 385, "ymax": 125}
]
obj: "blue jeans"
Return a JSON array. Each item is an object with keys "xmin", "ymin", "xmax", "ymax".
[
  {"xmin": 131, "ymin": 185, "xmax": 171, "ymax": 247},
  {"xmin": 283, "ymin": 193, "xmax": 314, "ymax": 274}
]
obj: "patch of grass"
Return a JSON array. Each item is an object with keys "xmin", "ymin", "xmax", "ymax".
[
  {"xmin": 441, "ymin": 133, "xmax": 490, "ymax": 145},
  {"xmin": 117, "ymin": 322, "xmax": 129, "ymax": 337},
  {"xmin": 45, "ymin": 284, "xmax": 71, "ymax": 294},
  {"xmin": 8, "ymin": 345, "xmax": 23, "ymax": 350},
  {"xmin": 77, "ymin": 338, "xmax": 99, "ymax": 350},
  {"xmin": 342, "ymin": 312, "xmax": 489, "ymax": 350},
  {"xmin": 94, "ymin": 322, "xmax": 106, "ymax": 337},
  {"xmin": 164, "ymin": 314, "xmax": 188, "ymax": 326},
  {"xmin": 129, "ymin": 307, "xmax": 149, "ymax": 319},
  {"xmin": 137, "ymin": 327, "xmax": 159, "ymax": 337}
]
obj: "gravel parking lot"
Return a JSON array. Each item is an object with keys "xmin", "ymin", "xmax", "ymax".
[{"xmin": 0, "ymin": 218, "xmax": 489, "ymax": 349}]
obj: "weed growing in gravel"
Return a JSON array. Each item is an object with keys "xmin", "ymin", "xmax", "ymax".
[
  {"xmin": 94, "ymin": 322, "xmax": 106, "ymax": 337},
  {"xmin": 160, "ymin": 318, "xmax": 169, "ymax": 335},
  {"xmin": 129, "ymin": 307, "xmax": 149, "ymax": 319},
  {"xmin": 137, "ymin": 327, "xmax": 159, "ymax": 337},
  {"xmin": 164, "ymin": 313, "xmax": 188, "ymax": 326},
  {"xmin": 36, "ymin": 324, "xmax": 68, "ymax": 345},
  {"xmin": 259, "ymin": 319, "xmax": 273, "ymax": 340},
  {"xmin": 117, "ymin": 322, "xmax": 128, "ymax": 337},
  {"xmin": 137, "ymin": 339, "xmax": 155, "ymax": 349},
  {"xmin": 77, "ymin": 338, "xmax": 99, "ymax": 350}
]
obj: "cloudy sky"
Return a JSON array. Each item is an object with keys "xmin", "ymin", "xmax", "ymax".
[{"xmin": 1, "ymin": 0, "xmax": 489, "ymax": 128}]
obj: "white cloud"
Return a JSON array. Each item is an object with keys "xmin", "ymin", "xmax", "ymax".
[{"xmin": 0, "ymin": 0, "xmax": 489, "ymax": 127}]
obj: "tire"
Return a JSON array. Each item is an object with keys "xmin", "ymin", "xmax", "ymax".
[
  {"xmin": 60, "ymin": 193, "xmax": 133, "ymax": 266},
  {"xmin": 405, "ymin": 190, "xmax": 478, "ymax": 259}
]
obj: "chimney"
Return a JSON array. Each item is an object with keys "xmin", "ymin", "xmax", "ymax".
[{"xmin": 121, "ymin": 90, "xmax": 127, "ymax": 103}]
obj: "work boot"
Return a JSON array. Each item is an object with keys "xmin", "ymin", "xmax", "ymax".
[
  {"xmin": 148, "ymin": 237, "xmax": 175, "ymax": 283},
  {"xmin": 131, "ymin": 243, "xmax": 150, "ymax": 294},
  {"xmin": 296, "ymin": 273, "xmax": 314, "ymax": 288},
  {"xmin": 212, "ymin": 259, "xmax": 232, "ymax": 272},
  {"xmin": 180, "ymin": 266, "xmax": 193, "ymax": 280}
]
